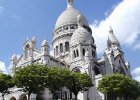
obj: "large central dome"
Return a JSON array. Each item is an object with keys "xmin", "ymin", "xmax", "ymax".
[{"xmin": 55, "ymin": 0, "xmax": 89, "ymax": 29}]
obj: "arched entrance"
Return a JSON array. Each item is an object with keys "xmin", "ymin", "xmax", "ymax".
[
  {"xmin": 10, "ymin": 97, "xmax": 16, "ymax": 100},
  {"xmin": 19, "ymin": 94, "xmax": 27, "ymax": 100}
]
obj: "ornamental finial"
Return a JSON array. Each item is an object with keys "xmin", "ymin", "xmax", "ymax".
[
  {"xmin": 77, "ymin": 15, "xmax": 83, "ymax": 27},
  {"xmin": 67, "ymin": 0, "xmax": 73, "ymax": 8}
]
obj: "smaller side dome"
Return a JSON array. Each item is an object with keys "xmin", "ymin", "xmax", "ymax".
[
  {"xmin": 42, "ymin": 40, "xmax": 48, "ymax": 47},
  {"xmin": 71, "ymin": 15, "xmax": 93, "ymax": 46}
]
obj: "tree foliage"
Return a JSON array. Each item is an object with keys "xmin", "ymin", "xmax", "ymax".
[
  {"xmin": 0, "ymin": 73, "xmax": 15, "ymax": 100},
  {"xmin": 43, "ymin": 67, "xmax": 64, "ymax": 99},
  {"xmin": 97, "ymin": 74, "xmax": 140, "ymax": 100},
  {"xmin": 65, "ymin": 72, "xmax": 93, "ymax": 100},
  {"xmin": 13, "ymin": 65, "xmax": 93, "ymax": 100},
  {"xmin": 13, "ymin": 64, "xmax": 49, "ymax": 100}
]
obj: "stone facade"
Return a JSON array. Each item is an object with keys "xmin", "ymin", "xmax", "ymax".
[{"xmin": 0, "ymin": 0, "xmax": 131, "ymax": 100}]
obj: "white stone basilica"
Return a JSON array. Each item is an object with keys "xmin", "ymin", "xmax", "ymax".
[{"xmin": 0, "ymin": 0, "xmax": 131, "ymax": 100}]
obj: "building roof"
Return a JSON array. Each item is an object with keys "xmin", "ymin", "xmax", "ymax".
[{"xmin": 108, "ymin": 26, "xmax": 120, "ymax": 45}]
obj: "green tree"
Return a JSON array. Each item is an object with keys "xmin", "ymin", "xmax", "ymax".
[
  {"xmin": 97, "ymin": 74, "xmax": 140, "ymax": 100},
  {"xmin": 131, "ymin": 80, "xmax": 140, "ymax": 100},
  {"xmin": 0, "ymin": 73, "xmax": 15, "ymax": 100},
  {"xmin": 13, "ymin": 64, "xmax": 49, "ymax": 100},
  {"xmin": 44, "ymin": 67, "xmax": 65, "ymax": 99},
  {"xmin": 66, "ymin": 72, "xmax": 93, "ymax": 100}
]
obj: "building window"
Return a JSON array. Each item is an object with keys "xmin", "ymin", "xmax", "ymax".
[
  {"xmin": 74, "ymin": 50, "xmax": 76, "ymax": 58},
  {"xmin": 65, "ymin": 42, "xmax": 69, "ymax": 51},
  {"xmin": 45, "ymin": 48, "xmax": 47, "ymax": 52},
  {"xmin": 54, "ymin": 49, "xmax": 55, "ymax": 56},
  {"xmin": 76, "ymin": 49, "xmax": 79, "ymax": 57},
  {"xmin": 92, "ymin": 50, "xmax": 95, "ymax": 57},
  {"xmin": 119, "ymin": 60, "xmax": 121, "ymax": 66},
  {"xmin": 10, "ymin": 97, "xmax": 16, "ymax": 100},
  {"xmin": 60, "ymin": 43, "xmax": 63, "ymax": 53},
  {"xmin": 59, "ymin": 28, "xmax": 62, "ymax": 32},
  {"xmin": 56, "ymin": 46, "xmax": 58, "ymax": 55},
  {"xmin": 72, "ymin": 67, "xmax": 81, "ymax": 73},
  {"xmin": 70, "ymin": 25, "xmax": 75, "ymax": 29},
  {"xmin": 64, "ymin": 26, "xmax": 68, "ymax": 30},
  {"xmin": 83, "ymin": 49, "xmax": 85, "ymax": 56}
]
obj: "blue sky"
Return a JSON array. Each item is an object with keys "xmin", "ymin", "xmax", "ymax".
[{"xmin": 0, "ymin": 0, "xmax": 140, "ymax": 81}]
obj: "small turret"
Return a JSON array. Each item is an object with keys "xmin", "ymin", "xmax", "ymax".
[
  {"xmin": 31, "ymin": 36, "xmax": 37, "ymax": 49},
  {"xmin": 41, "ymin": 39, "xmax": 49, "ymax": 55},
  {"xmin": 108, "ymin": 26, "xmax": 120, "ymax": 47},
  {"xmin": 11, "ymin": 54, "xmax": 18, "ymax": 75},
  {"xmin": 11, "ymin": 54, "xmax": 17, "ymax": 65}
]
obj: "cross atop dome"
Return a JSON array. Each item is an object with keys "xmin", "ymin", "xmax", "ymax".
[{"xmin": 67, "ymin": 0, "xmax": 73, "ymax": 8}]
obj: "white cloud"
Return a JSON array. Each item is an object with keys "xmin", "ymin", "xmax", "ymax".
[
  {"xmin": 132, "ymin": 67, "xmax": 140, "ymax": 82},
  {"xmin": 0, "ymin": 6, "xmax": 4, "ymax": 14},
  {"xmin": 134, "ymin": 76, "xmax": 140, "ymax": 82},
  {"xmin": 0, "ymin": 61, "xmax": 7, "ymax": 74},
  {"xmin": 134, "ymin": 43, "xmax": 140, "ymax": 50},
  {"xmin": 90, "ymin": 0, "xmax": 140, "ymax": 54},
  {"xmin": 132, "ymin": 67, "xmax": 140, "ymax": 76}
]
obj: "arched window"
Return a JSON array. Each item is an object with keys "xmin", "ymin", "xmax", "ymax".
[
  {"xmin": 54, "ymin": 49, "xmax": 55, "ymax": 56},
  {"xmin": 10, "ymin": 97, "xmax": 16, "ymax": 100},
  {"xmin": 45, "ymin": 48, "xmax": 47, "ymax": 52},
  {"xmin": 119, "ymin": 60, "xmax": 121, "ymax": 66},
  {"xmin": 18, "ymin": 94, "xmax": 27, "ymax": 100},
  {"xmin": 92, "ymin": 50, "xmax": 95, "ymax": 57},
  {"xmin": 70, "ymin": 25, "xmax": 75, "ymax": 29},
  {"xmin": 56, "ymin": 46, "xmax": 58, "ymax": 55},
  {"xmin": 76, "ymin": 49, "xmax": 79, "ymax": 57},
  {"xmin": 82, "ymin": 49, "xmax": 85, "ymax": 56},
  {"xmin": 74, "ymin": 50, "xmax": 76, "ymax": 58},
  {"xmin": 72, "ymin": 67, "xmax": 81, "ymax": 73},
  {"xmin": 65, "ymin": 42, "xmax": 69, "ymax": 51},
  {"xmin": 60, "ymin": 43, "xmax": 63, "ymax": 53},
  {"xmin": 64, "ymin": 26, "xmax": 68, "ymax": 30}
]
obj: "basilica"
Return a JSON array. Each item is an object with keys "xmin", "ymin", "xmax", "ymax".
[{"xmin": 0, "ymin": 0, "xmax": 131, "ymax": 100}]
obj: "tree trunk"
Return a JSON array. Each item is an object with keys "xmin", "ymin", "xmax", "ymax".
[
  {"xmin": 104, "ymin": 94, "xmax": 107, "ymax": 100},
  {"xmin": 61, "ymin": 88, "xmax": 62, "ymax": 100},
  {"xmin": 2, "ymin": 94, "xmax": 5, "ymax": 100},
  {"xmin": 52, "ymin": 93, "xmax": 56, "ymax": 100},
  {"xmin": 28, "ymin": 92, "xmax": 31, "ymax": 100},
  {"xmin": 74, "ymin": 93, "xmax": 78, "ymax": 100}
]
